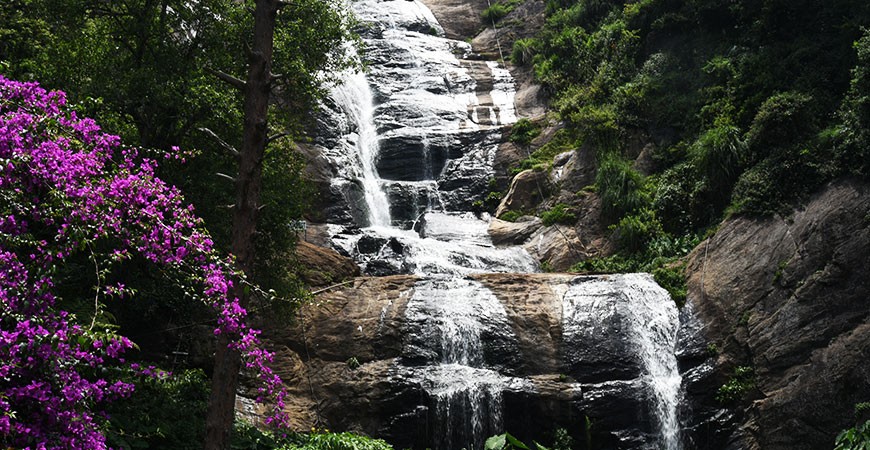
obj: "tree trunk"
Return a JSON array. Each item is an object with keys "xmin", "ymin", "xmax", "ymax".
[{"xmin": 203, "ymin": 0, "xmax": 279, "ymax": 448}]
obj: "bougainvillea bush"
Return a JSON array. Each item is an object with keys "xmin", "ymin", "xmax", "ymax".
[{"xmin": 0, "ymin": 76, "xmax": 287, "ymax": 449}]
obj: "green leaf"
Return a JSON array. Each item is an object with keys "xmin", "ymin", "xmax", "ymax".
[
  {"xmin": 485, "ymin": 434, "xmax": 507, "ymax": 450},
  {"xmin": 505, "ymin": 433, "xmax": 530, "ymax": 450}
]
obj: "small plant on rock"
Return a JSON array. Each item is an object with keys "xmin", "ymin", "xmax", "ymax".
[{"xmin": 540, "ymin": 203, "xmax": 577, "ymax": 226}]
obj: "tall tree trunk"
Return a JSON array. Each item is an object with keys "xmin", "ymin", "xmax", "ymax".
[{"xmin": 204, "ymin": 0, "xmax": 278, "ymax": 448}]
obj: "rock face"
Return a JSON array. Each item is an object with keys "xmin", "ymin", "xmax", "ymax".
[
  {"xmin": 684, "ymin": 179, "xmax": 870, "ymax": 450},
  {"xmin": 294, "ymin": 240, "xmax": 360, "ymax": 287},
  {"xmin": 267, "ymin": 273, "xmax": 714, "ymax": 450},
  {"xmin": 496, "ymin": 169, "xmax": 552, "ymax": 217}
]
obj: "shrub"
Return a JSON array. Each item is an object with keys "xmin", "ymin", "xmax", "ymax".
[
  {"xmin": 652, "ymin": 263, "xmax": 687, "ymax": 306},
  {"xmin": 541, "ymin": 203, "xmax": 577, "ymax": 226},
  {"xmin": 716, "ymin": 366, "xmax": 755, "ymax": 404},
  {"xmin": 499, "ymin": 210, "xmax": 523, "ymax": 222},
  {"xmin": 746, "ymin": 91, "xmax": 815, "ymax": 160},
  {"xmin": 612, "ymin": 208, "xmax": 662, "ymax": 253},
  {"xmin": 596, "ymin": 152, "xmax": 648, "ymax": 221},
  {"xmin": 510, "ymin": 118, "xmax": 542, "ymax": 145},
  {"xmin": 511, "ymin": 38, "xmax": 538, "ymax": 66},
  {"xmin": 689, "ymin": 123, "xmax": 746, "ymax": 196},
  {"xmin": 566, "ymin": 103, "xmax": 621, "ymax": 152},
  {"xmin": 231, "ymin": 425, "xmax": 394, "ymax": 450},
  {"xmin": 834, "ymin": 420, "xmax": 870, "ymax": 450},
  {"xmin": 107, "ymin": 369, "xmax": 209, "ymax": 449},
  {"xmin": 481, "ymin": 0, "xmax": 521, "ymax": 23}
]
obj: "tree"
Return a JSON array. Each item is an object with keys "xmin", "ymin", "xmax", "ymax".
[
  {"xmin": 204, "ymin": 0, "xmax": 280, "ymax": 447},
  {"xmin": 0, "ymin": 76, "xmax": 285, "ymax": 449}
]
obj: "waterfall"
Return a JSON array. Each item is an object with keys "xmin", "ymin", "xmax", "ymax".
[
  {"xmin": 329, "ymin": 70, "xmax": 392, "ymax": 228},
  {"xmin": 404, "ymin": 277, "xmax": 527, "ymax": 450},
  {"xmin": 620, "ymin": 274, "xmax": 683, "ymax": 450},
  {"xmin": 562, "ymin": 275, "xmax": 683, "ymax": 449},
  {"xmin": 317, "ymin": 1, "xmax": 687, "ymax": 448}
]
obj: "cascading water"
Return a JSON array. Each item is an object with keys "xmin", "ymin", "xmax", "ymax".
[
  {"xmin": 404, "ymin": 277, "xmax": 529, "ymax": 450},
  {"xmin": 562, "ymin": 275, "xmax": 683, "ymax": 449},
  {"xmin": 621, "ymin": 276, "xmax": 683, "ymax": 450},
  {"xmin": 329, "ymin": 70, "xmax": 392, "ymax": 227},
  {"xmin": 317, "ymin": 1, "xmax": 686, "ymax": 448}
]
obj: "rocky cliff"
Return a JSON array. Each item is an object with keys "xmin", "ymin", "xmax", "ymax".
[
  {"xmin": 265, "ymin": 273, "xmax": 715, "ymax": 449},
  {"xmin": 684, "ymin": 179, "xmax": 870, "ymax": 449}
]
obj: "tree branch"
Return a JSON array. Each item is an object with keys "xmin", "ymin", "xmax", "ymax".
[
  {"xmin": 198, "ymin": 127, "xmax": 240, "ymax": 157},
  {"xmin": 215, "ymin": 172, "xmax": 236, "ymax": 183},
  {"xmin": 207, "ymin": 68, "xmax": 247, "ymax": 91},
  {"xmin": 266, "ymin": 131, "xmax": 292, "ymax": 144}
]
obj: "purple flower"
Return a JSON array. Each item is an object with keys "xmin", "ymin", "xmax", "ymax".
[{"xmin": 0, "ymin": 76, "xmax": 289, "ymax": 447}]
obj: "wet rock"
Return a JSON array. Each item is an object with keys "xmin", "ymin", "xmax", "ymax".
[{"xmin": 267, "ymin": 273, "xmax": 704, "ymax": 449}]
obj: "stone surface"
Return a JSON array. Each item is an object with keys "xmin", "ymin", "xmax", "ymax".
[
  {"xmin": 685, "ymin": 179, "xmax": 870, "ymax": 450},
  {"xmin": 295, "ymin": 240, "xmax": 361, "ymax": 287},
  {"xmin": 267, "ymin": 273, "xmax": 711, "ymax": 449},
  {"xmin": 488, "ymin": 216, "xmax": 543, "ymax": 245},
  {"xmin": 495, "ymin": 169, "xmax": 552, "ymax": 217}
]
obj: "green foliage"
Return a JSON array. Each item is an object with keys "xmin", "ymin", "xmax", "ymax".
[
  {"xmin": 482, "ymin": 0, "xmax": 522, "ymax": 24},
  {"xmin": 706, "ymin": 343, "xmax": 719, "ymax": 357},
  {"xmin": 231, "ymin": 425, "xmax": 394, "ymax": 450},
  {"xmin": 290, "ymin": 432, "xmax": 394, "ymax": 450},
  {"xmin": 716, "ymin": 366, "xmax": 755, "ymax": 404},
  {"xmin": 551, "ymin": 428, "xmax": 573, "ymax": 450},
  {"xmin": 571, "ymin": 254, "xmax": 638, "ymax": 274},
  {"xmin": 511, "ymin": 38, "xmax": 538, "ymax": 66},
  {"xmin": 485, "ymin": 432, "xmax": 551, "ymax": 450},
  {"xmin": 834, "ymin": 420, "xmax": 870, "ymax": 450},
  {"xmin": 612, "ymin": 207, "xmax": 662, "ymax": 253},
  {"xmin": 346, "ymin": 357, "xmax": 360, "ymax": 370},
  {"xmin": 106, "ymin": 369, "xmax": 210, "ymax": 450},
  {"xmin": 510, "ymin": 118, "xmax": 543, "ymax": 146},
  {"xmin": 746, "ymin": 92, "xmax": 815, "ymax": 159},
  {"xmin": 690, "ymin": 123, "xmax": 746, "ymax": 197},
  {"xmin": 532, "ymin": 0, "xmax": 870, "ymax": 265},
  {"xmin": 836, "ymin": 29, "xmax": 870, "ymax": 177},
  {"xmin": 499, "ymin": 210, "xmax": 523, "ymax": 222},
  {"xmin": 595, "ymin": 152, "xmax": 648, "ymax": 222},
  {"xmin": 510, "ymin": 128, "xmax": 576, "ymax": 175},
  {"xmin": 652, "ymin": 262, "xmax": 687, "ymax": 306},
  {"xmin": 540, "ymin": 203, "xmax": 577, "ymax": 226}
]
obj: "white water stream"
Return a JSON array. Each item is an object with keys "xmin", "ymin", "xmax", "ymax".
[{"xmin": 329, "ymin": 70, "xmax": 392, "ymax": 227}]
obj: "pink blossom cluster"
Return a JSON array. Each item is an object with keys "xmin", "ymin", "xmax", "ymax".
[{"xmin": 0, "ymin": 76, "xmax": 287, "ymax": 448}]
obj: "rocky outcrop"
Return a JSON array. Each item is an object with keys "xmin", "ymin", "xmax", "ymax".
[
  {"xmin": 295, "ymin": 240, "xmax": 360, "ymax": 287},
  {"xmin": 266, "ymin": 273, "xmax": 716, "ymax": 449},
  {"xmin": 684, "ymin": 179, "xmax": 870, "ymax": 450},
  {"xmin": 496, "ymin": 169, "xmax": 552, "ymax": 217},
  {"xmin": 488, "ymin": 216, "xmax": 543, "ymax": 245}
]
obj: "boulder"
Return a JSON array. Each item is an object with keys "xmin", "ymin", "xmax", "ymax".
[
  {"xmin": 488, "ymin": 216, "xmax": 543, "ymax": 245},
  {"xmin": 496, "ymin": 169, "xmax": 552, "ymax": 217}
]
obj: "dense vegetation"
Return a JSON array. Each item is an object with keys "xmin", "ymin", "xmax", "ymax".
[
  {"xmin": 0, "ymin": 0, "xmax": 361, "ymax": 448},
  {"xmin": 509, "ymin": 0, "xmax": 870, "ymax": 286}
]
